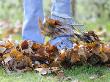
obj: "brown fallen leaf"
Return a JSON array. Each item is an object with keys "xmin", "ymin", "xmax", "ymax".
[
  {"xmin": 10, "ymin": 48, "xmax": 24, "ymax": 61},
  {"xmin": 0, "ymin": 41, "xmax": 5, "ymax": 47},
  {"xmin": 35, "ymin": 68, "xmax": 51, "ymax": 75},
  {"xmin": 50, "ymin": 67, "xmax": 60, "ymax": 73},
  {"xmin": 56, "ymin": 70, "xmax": 65, "ymax": 78},
  {"xmin": 20, "ymin": 40, "xmax": 29, "ymax": 50},
  {"xmin": 5, "ymin": 40, "xmax": 15, "ymax": 49},
  {"xmin": 72, "ymin": 79, "xmax": 80, "ymax": 82},
  {"xmin": 0, "ymin": 47, "xmax": 6, "ymax": 53}
]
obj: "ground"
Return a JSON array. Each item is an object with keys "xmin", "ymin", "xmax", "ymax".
[{"xmin": 0, "ymin": 65, "xmax": 110, "ymax": 82}]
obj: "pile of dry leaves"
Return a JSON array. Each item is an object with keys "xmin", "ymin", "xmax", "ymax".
[{"xmin": 0, "ymin": 33, "xmax": 110, "ymax": 76}]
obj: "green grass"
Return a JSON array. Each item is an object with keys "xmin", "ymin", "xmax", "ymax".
[
  {"xmin": 85, "ymin": 21, "xmax": 110, "ymax": 32},
  {"xmin": 64, "ymin": 65, "xmax": 110, "ymax": 82},
  {"xmin": 13, "ymin": 34, "xmax": 22, "ymax": 41},
  {"xmin": 0, "ymin": 67, "xmax": 58, "ymax": 82},
  {"xmin": 1, "ymin": 65, "xmax": 110, "ymax": 82}
]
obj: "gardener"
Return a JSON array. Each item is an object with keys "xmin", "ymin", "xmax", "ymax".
[{"xmin": 22, "ymin": 0, "xmax": 75, "ymax": 50}]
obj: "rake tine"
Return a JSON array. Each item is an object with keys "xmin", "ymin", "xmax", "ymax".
[
  {"xmin": 72, "ymin": 24, "xmax": 86, "ymax": 34},
  {"xmin": 77, "ymin": 25, "xmax": 86, "ymax": 32},
  {"xmin": 72, "ymin": 26, "xmax": 83, "ymax": 34}
]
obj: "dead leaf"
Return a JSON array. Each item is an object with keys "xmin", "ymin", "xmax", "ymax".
[
  {"xmin": 72, "ymin": 79, "xmax": 80, "ymax": 82},
  {"xmin": 56, "ymin": 70, "xmax": 65, "ymax": 79},
  {"xmin": 0, "ymin": 46, "xmax": 6, "ymax": 53},
  {"xmin": 5, "ymin": 40, "xmax": 15, "ymax": 49},
  {"xmin": 4, "ymin": 56, "xmax": 12, "ymax": 64},
  {"xmin": 20, "ymin": 40, "xmax": 29, "ymax": 50},
  {"xmin": 35, "ymin": 68, "xmax": 51, "ymax": 75},
  {"xmin": 0, "ymin": 41, "xmax": 5, "ymax": 47}
]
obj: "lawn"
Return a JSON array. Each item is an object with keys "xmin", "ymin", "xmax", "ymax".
[{"xmin": 0, "ymin": 65, "xmax": 110, "ymax": 82}]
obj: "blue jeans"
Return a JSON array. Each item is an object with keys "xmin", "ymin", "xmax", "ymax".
[{"xmin": 23, "ymin": 0, "xmax": 74, "ymax": 49}]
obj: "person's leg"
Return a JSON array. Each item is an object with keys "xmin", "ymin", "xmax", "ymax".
[
  {"xmin": 51, "ymin": 0, "xmax": 74, "ymax": 25},
  {"xmin": 50, "ymin": 0, "xmax": 75, "ymax": 50},
  {"xmin": 22, "ymin": 0, "xmax": 44, "ymax": 43}
]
